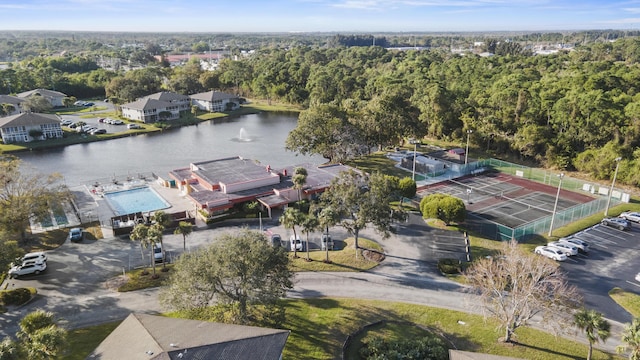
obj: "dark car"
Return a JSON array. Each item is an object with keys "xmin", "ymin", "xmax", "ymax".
[
  {"xmin": 68, "ymin": 227, "xmax": 83, "ymax": 242},
  {"xmin": 601, "ymin": 217, "xmax": 631, "ymax": 231},
  {"xmin": 84, "ymin": 102, "xmax": 95, "ymax": 106}
]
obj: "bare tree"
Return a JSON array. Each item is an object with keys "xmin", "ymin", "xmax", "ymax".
[{"xmin": 464, "ymin": 240, "xmax": 581, "ymax": 343}]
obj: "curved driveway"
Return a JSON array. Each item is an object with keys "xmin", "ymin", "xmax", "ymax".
[{"xmin": 0, "ymin": 214, "xmax": 626, "ymax": 355}]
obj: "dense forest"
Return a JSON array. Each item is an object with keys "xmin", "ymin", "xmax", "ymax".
[{"xmin": 2, "ymin": 31, "xmax": 640, "ymax": 188}]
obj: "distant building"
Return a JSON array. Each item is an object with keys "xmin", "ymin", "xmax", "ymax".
[
  {"xmin": 0, "ymin": 112, "xmax": 63, "ymax": 143},
  {"xmin": 0, "ymin": 95, "xmax": 25, "ymax": 116},
  {"xmin": 16, "ymin": 88, "xmax": 67, "ymax": 108},
  {"xmin": 190, "ymin": 91, "xmax": 240, "ymax": 112},
  {"xmin": 89, "ymin": 313, "xmax": 290, "ymax": 360},
  {"xmin": 121, "ymin": 91, "xmax": 192, "ymax": 123}
]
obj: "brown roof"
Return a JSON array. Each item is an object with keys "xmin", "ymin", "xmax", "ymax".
[
  {"xmin": 0, "ymin": 112, "xmax": 59, "ymax": 128},
  {"xmin": 89, "ymin": 313, "xmax": 290, "ymax": 360}
]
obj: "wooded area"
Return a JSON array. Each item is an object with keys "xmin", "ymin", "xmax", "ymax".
[{"xmin": 2, "ymin": 32, "xmax": 640, "ymax": 187}]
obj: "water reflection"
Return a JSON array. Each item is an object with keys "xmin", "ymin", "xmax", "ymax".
[{"xmin": 16, "ymin": 112, "xmax": 323, "ymax": 187}]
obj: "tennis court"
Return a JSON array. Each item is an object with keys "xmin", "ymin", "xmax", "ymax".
[{"xmin": 418, "ymin": 172, "xmax": 596, "ymax": 231}]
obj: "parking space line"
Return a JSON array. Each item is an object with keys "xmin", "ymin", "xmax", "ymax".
[{"xmin": 626, "ymin": 281, "xmax": 640, "ymax": 289}]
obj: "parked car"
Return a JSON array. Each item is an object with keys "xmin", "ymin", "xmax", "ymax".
[
  {"xmin": 68, "ymin": 122, "xmax": 79, "ymax": 129},
  {"xmin": 547, "ymin": 241, "xmax": 578, "ymax": 256},
  {"xmin": 127, "ymin": 123, "xmax": 142, "ymax": 129},
  {"xmin": 68, "ymin": 227, "xmax": 83, "ymax": 242},
  {"xmin": 77, "ymin": 125, "xmax": 96, "ymax": 133},
  {"xmin": 601, "ymin": 217, "xmax": 631, "ymax": 231},
  {"xmin": 153, "ymin": 243, "xmax": 165, "ymax": 263},
  {"xmin": 534, "ymin": 246, "xmax": 567, "ymax": 261},
  {"xmin": 269, "ymin": 233, "xmax": 282, "ymax": 247},
  {"xmin": 321, "ymin": 234, "xmax": 334, "ymax": 251},
  {"xmin": 90, "ymin": 128, "xmax": 107, "ymax": 135},
  {"xmin": 20, "ymin": 251, "xmax": 47, "ymax": 264},
  {"xmin": 289, "ymin": 235, "xmax": 303, "ymax": 252},
  {"xmin": 559, "ymin": 237, "xmax": 590, "ymax": 253},
  {"xmin": 84, "ymin": 102, "xmax": 95, "ymax": 106},
  {"xmin": 74, "ymin": 100, "xmax": 86, "ymax": 106},
  {"xmin": 8, "ymin": 261, "xmax": 47, "ymax": 278},
  {"xmin": 636, "ymin": 272, "xmax": 640, "ymax": 282},
  {"xmin": 111, "ymin": 119, "xmax": 124, "ymax": 125},
  {"xmin": 619, "ymin": 211, "xmax": 640, "ymax": 223},
  {"xmin": 60, "ymin": 119, "xmax": 73, "ymax": 126}
]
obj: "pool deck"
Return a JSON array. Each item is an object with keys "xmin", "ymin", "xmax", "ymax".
[{"xmin": 71, "ymin": 177, "xmax": 203, "ymax": 237}]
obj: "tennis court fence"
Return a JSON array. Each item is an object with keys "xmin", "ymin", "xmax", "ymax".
[{"xmin": 460, "ymin": 159, "xmax": 626, "ymax": 241}]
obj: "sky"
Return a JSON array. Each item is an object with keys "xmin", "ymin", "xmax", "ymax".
[{"xmin": 0, "ymin": 0, "xmax": 639, "ymax": 33}]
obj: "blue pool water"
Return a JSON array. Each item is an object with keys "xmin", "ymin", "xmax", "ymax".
[{"xmin": 103, "ymin": 186, "xmax": 171, "ymax": 216}]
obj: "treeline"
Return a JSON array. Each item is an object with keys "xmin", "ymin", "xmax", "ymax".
[{"xmin": 3, "ymin": 36, "xmax": 640, "ymax": 187}]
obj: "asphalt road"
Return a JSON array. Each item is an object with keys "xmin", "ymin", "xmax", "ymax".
[{"xmin": 0, "ymin": 214, "xmax": 629, "ymax": 355}]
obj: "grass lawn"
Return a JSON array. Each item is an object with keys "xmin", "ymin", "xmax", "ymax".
[
  {"xmin": 68, "ymin": 298, "xmax": 619, "ymax": 359},
  {"xmin": 117, "ymin": 264, "xmax": 173, "ymax": 292},
  {"xmin": 609, "ymin": 288, "xmax": 640, "ymax": 317},
  {"xmin": 61, "ymin": 321, "xmax": 121, "ymax": 360},
  {"xmin": 289, "ymin": 238, "xmax": 382, "ymax": 272}
]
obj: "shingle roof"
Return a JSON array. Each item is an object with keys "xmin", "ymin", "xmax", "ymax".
[
  {"xmin": 89, "ymin": 313, "xmax": 290, "ymax": 360},
  {"xmin": 0, "ymin": 112, "xmax": 59, "ymax": 128},
  {"xmin": 143, "ymin": 91, "xmax": 190, "ymax": 102},
  {"xmin": 0, "ymin": 94, "xmax": 24, "ymax": 105},
  {"xmin": 121, "ymin": 98, "xmax": 172, "ymax": 111},
  {"xmin": 16, "ymin": 88, "xmax": 67, "ymax": 98},
  {"xmin": 190, "ymin": 91, "xmax": 237, "ymax": 102}
]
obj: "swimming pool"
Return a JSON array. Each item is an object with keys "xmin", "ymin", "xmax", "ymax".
[{"xmin": 103, "ymin": 186, "xmax": 171, "ymax": 216}]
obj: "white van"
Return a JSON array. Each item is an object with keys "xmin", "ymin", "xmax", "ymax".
[
  {"xmin": 321, "ymin": 234, "xmax": 334, "ymax": 251},
  {"xmin": 289, "ymin": 235, "xmax": 303, "ymax": 251}
]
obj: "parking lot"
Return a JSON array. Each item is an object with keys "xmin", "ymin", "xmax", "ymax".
[{"xmin": 555, "ymin": 219, "xmax": 640, "ymax": 323}]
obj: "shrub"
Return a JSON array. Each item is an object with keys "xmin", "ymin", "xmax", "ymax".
[
  {"xmin": 0, "ymin": 287, "xmax": 33, "ymax": 306},
  {"xmin": 437, "ymin": 258, "xmax": 462, "ymax": 274}
]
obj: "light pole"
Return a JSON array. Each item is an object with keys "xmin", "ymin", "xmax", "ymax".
[
  {"xmin": 411, "ymin": 140, "xmax": 419, "ymax": 181},
  {"xmin": 465, "ymin": 129, "xmax": 473, "ymax": 165},
  {"xmin": 604, "ymin": 157, "xmax": 622, "ymax": 217},
  {"xmin": 548, "ymin": 172, "xmax": 564, "ymax": 237}
]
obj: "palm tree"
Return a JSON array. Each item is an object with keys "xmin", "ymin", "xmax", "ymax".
[
  {"xmin": 147, "ymin": 223, "xmax": 164, "ymax": 276},
  {"xmin": 129, "ymin": 223, "xmax": 154, "ymax": 276},
  {"xmin": 574, "ymin": 308, "xmax": 611, "ymax": 360},
  {"xmin": 174, "ymin": 221, "xmax": 193, "ymax": 251},
  {"xmin": 152, "ymin": 211, "xmax": 170, "ymax": 270},
  {"xmin": 17, "ymin": 309, "xmax": 67, "ymax": 360},
  {"xmin": 618, "ymin": 317, "xmax": 640, "ymax": 360},
  {"xmin": 75, "ymin": 120, "xmax": 87, "ymax": 133},
  {"xmin": 301, "ymin": 213, "xmax": 319, "ymax": 261},
  {"xmin": 292, "ymin": 166, "xmax": 307, "ymax": 202},
  {"xmin": 280, "ymin": 207, "xmax": 304, "ymax": 258},
  {"xmin": 318, "ymin": 206, "xmax": 339, "ymax": 263}
]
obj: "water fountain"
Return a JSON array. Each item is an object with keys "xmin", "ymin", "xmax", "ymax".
[{"xmin": 233, "ymin": 127, "xmax": 253, "ymax": 142}]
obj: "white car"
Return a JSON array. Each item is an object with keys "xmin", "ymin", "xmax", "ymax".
[
  {"xmin": 321, "ymin": 234, "xmax": 334, "ymax": 251},
  {"xmin": 534, "ymin": 246, "xmax": 567, "ymax": 261},
  {"xmin": 559, "ymin": 237, "xmax": 590, "ymax": 253},
  {"xmin": 636, "ymin": 273, "xmax": 640, "ymax": 282},
  {"xmin": 9, "ymin": 261, "xmax": 47, "ymax": 278},
  {"xmin": 620, "ymin": 211, "xmax": 640, "ymax": 223},
  {"xmin": 20, "ymin": 251, "xmax": 47, "ymax": 264},
  {"xmin": 153, "ymin": 243, "xmax": 165, "ymax": 263},
  {"xmin": 547, "ymin": 241, "xmax": 578, "ymax": 256},
  {"xmin": 289, "ymin": 235, "xmax": 303, "ymax": 252},
  {"xmin": 127, "ymin": 123, "xmax": 142, "ymax": 129}
]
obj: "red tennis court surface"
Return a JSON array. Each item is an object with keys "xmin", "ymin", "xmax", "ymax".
[{"xmin": 418, "ymin": 172, "xmax": 595, "ymax": 229}]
